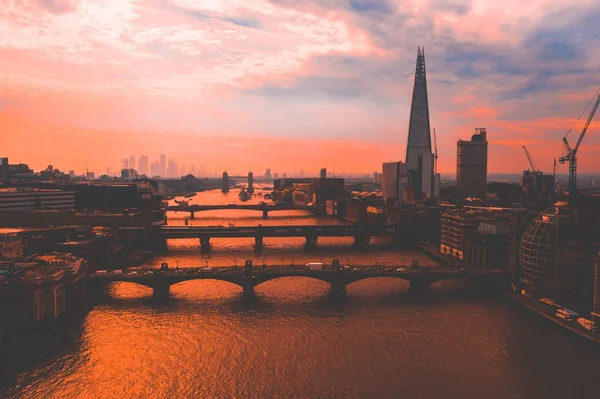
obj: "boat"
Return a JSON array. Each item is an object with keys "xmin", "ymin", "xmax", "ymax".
[
  {"xmin": 174, "ymin": 199, "xmax": 189, "ymax": 207},
  {"xmin": 238, "ymin": 187, "xmax": 250, "ymax": 202}
]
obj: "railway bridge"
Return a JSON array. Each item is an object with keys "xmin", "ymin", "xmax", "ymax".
[
  {"xmin": 164, "ymin": 203, "xmax": 319, "ymax": 219},
  {"xmin": 153, "ymin": 224, "xmax": 401, "ymax": 250}
]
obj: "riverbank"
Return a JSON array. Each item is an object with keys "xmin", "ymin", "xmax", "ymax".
[{"xmin": 504, "ymin": 290, "xmax": 599, "ymax": 344}]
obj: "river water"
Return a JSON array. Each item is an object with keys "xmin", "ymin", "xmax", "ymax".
[{"xmin": 1, "ymin": 189, "xmax": 599, "ymax": 398}]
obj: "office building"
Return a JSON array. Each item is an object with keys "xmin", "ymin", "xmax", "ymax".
[
  {"xmin": 457, "ymin": 128, "xmax": 488, "ymax": 197},
  {"xmin": 265, "ymin": 169, "xmax": 272, "ymax": 180},
  {"xmin": 128, "ymin": 156, "xmax": 136, "ymax": 171},
  {"xmin": 160, "ymin": 154, "xmax": 166, "ymax": 177},
  {"xmin": 0, "ymin": 189, "xmax": 75, "ymax": 213},
  {"xmin": 405, "ymin": 47, "xmax": 436, "ymax": 198},
  {"xmin": 138, "ymin": 156, "xmax": 148, "ymax": 176},
  {"xmin": 320, "ymin": 168, "xmax": 327, "ymax": 179},
  {"xmin": 382, "ymin": 162, "xmax": 408, "ymax": 205},
  {"xmin": 1, "ymin": 157, "xmax": 35, "ymax": 183},
  {"xmin": 0, "ymin": 232, "xmax": 23, "ymax": 260},
  {"xmin": 167, "ymin": 159, "xmax": 178, "ymax": 178}
]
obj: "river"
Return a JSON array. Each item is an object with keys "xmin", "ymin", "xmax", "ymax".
[{"xmin": 1, "ymin": 188, "xmax": 599, "ymax": 398}]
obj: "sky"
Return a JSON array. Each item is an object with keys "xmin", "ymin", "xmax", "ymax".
[{"xmin": 1, "ymin": 0, "xmax": 600, "ymax": 176}]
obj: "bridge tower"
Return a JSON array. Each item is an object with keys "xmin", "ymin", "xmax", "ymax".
[
  {"xmin": 247, "ymin": 171, "xmax": 254, "ymax": 194},
  {"xmin": 221, "ymin": 171, "xmax": 229, "ymax": 193}
]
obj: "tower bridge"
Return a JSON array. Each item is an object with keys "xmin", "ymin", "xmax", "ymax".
[{"xmin": 87, "ymin": 261, "xmax": 509, "ymax": 299}]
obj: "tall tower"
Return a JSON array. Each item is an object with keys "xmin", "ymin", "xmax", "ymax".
[
  {"xmin": 457, "ymin": 128, "xmax": 488, "ymax": 197},
  {"xmin": 405, "ymin": 47, "xmax": 432, "ymax": 196}
]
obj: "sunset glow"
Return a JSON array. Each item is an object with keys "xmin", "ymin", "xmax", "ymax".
[{"xmin": 1, "ymin": 0, "xmax": 599, "ymax": 175}]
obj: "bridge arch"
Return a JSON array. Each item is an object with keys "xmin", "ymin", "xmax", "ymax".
[
  {"xmin": 253, "ymin": 274, "xmax": 334, "ymax": 287},
  {"xmin": 169, "ymin": 277, "xmax": 244, "ymax": 290},
  {"xmin": 345, "ymin": 275, "xmax": 412, "ymax": 287}
]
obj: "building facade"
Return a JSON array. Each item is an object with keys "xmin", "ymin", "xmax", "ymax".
[
  {"xmin": 0, "ymin": 189, "xmax": 75, "ymax": 213},
  {"xmin": 382, "ymin": 162, "xmax": 408, "ymax": 204},
  {"xmin": 0, "ymin": 232, "xmax": 23, "ymax": 260},
  {"xmin": 457, "ymin": 128, "xmax": 488, "ymax": 197}
]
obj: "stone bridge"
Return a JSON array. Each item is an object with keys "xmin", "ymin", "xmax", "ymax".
[{"xmin": 87, "ymin": 261, "xmax": 509, "ymax": 299}]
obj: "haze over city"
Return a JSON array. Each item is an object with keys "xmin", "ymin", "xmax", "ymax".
[{"xmin": 1, "ymin": 0, "xmax": 599, "ymax": 175}]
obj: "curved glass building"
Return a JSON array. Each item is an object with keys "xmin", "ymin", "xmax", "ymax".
[{"xmin": 519, "ymin": 202, "xmax": 568, "ymax": 295}]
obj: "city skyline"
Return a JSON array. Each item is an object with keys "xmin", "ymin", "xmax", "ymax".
[{"xmin": 1, "ymin": 1, "xmax": 600, "ymax": 174}]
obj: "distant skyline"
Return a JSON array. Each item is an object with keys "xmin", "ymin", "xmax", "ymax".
[{"xmin": 1, "ymin": 1, "xmax": 600, "ymax": 174}]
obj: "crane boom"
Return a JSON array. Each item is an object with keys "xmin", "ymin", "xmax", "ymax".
[
  {"xmin": 558, "ymin": 92, "xmax": 600, "ymax": 196},
  {"xmin": 574, "ymin": 94, "xmax": 600, "ymax": 153},
  {"xmin": 522, "ymin": 146, "xmax": 537, "ymax": 172}
]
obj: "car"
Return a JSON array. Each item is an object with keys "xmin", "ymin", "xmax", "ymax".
[
  {"xmin": 128, "ymin": 271, "xmax": 138, "ymax": 276},
  {"xmin": 145, "ymin": 271, "xmax": 154, "ymax": 275},
  {"xmin": 217, "ymin": 269, "xmax": 228, "ymax": 273},
  {"xmin": 396, "ymin": 268, "xmax": 406, "ymax": 272},
  {"xmin": 384, "ymin": 268, "xmax": 394, "ymax": 272},
  {"xmin": 352, "ymin": 267, "xmax": 359, "ymax": 271},
  {"xmin": 366, "ymin": 268, "xmax": 375, "ymax": 272},
  {"xmin": 264, "ymin": 268, "xmax": 272, "ymax": 272},
  {"xmin": 112, "ymin": 270, "xmax": 123, "ymax": 275}
]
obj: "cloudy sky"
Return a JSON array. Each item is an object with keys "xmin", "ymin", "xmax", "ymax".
[{"xmin": 1, "ymin": 0, "xmax": 599, "ymax": 176}]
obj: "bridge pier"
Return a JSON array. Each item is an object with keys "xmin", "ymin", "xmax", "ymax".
[
  {"xmin": 190, "ymin": 211, "xmax": 195, "ymax": 219},
  {"xmin": 254, "ymin": 236, "xmax": 263, "ymax": 250},
  {"xmin": 330, "ymin": 279, "xmax": 346, "ymax": 296},
  {"xmin": 305, "ymin": 236, "xmax": 318, "ymax": 249},
  {"xmin": 353, "ymin": 235, "xmax": 371, "ymax": 248},
  {"xmin": 199, "ymin": 237, "xmax": 211, "ymax": 252},
  {"xmin": 409, "ymin": 278, "xmax": 431, "ymax": 292},
  {"xmin": 262, "ymin": 210, "xmax": 268, "ymax": 219},
  {"xmin": 152, "ymin": 281, "xmax": 171, "ymax": 299},
  {"xmin": 243, "ymin": 260, "xmax": 255, "ymax": 297}
]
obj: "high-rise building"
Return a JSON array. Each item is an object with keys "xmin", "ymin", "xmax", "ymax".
[
  {"xmin": 265, "ymin": 169, "xmax": 272, "ymax": 180},
  {"xmin": 457, "ymin": 128, "xmax": 488, "ymax": 197},
  {"xmin": 150, "ymin": 160, "xmax": 162, "ymax": 177},
  {"xmin": 167, "ymin": 159, "xmax": 179, "ymax": 178},
  {"xmin": 160, "ymin": 154, "xmax": 166, "ymax": 177},
  {"xmin": 129, "ymin": 156, "xmax": 136, "ymax": 171},
  {"xmin": 405, "ymin": 47, "xmax": 434, "ymax": 197},
  {"xmin": 122, "ymin": 158, "xmax": 129, "ymax": 170},
  {"xmin": 320, "ymin": 168, "xmax": 327, "ymax": 179},
  {"xmin": 138, "ymin": 155, "xmax": 148, "ymax": 176},
  {"xmin": 382, "ymin": 162, "xmax": 408, "ymax": 205}
]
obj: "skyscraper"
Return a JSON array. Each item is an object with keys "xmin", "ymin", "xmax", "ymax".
[
  {"xmin": 320, "ymin": 168, "xmax": 327, "ymax": 179},
  {"xmin": 457, "ymin": 128, "xmax": 488, "ymax": 197},
  {"xmin": 138, "ymin": 155, "xmax": 148, "ymax": 176},
  {"xmin": 405, "ymin": 47, "xmax": 434, "ymax": 197},
  {"xmin": 160, "ymin": 154, "xmax": 166, "ymax": 177},
  {"xmin": 382, "ymin": 162, "xmax": 408, "ymax": 205},
  {"xmin": 128, "ymin": 156, "xmax": 136, "ymax": 171}
]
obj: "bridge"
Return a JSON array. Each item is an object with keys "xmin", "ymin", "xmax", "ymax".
[
  {"xmin": 154, "ymin": 224, "xmax": 401, "ymax": 250},
  {"xmin": 164, "ymin": 203, "xmax": 318, "ymax": 219},
  {"xmin": 87, "ymin": 261, "xmax": 510, "ymax": 298}
]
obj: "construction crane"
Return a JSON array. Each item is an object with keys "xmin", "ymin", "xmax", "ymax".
[
  {"xmin": 522, "ymin": 146, "xmax": 537, "ymax": 172},
  {"xmin": 433, "ymin": 128, "xmax": 439, "ymax": 174},
  {"xmin": 559, "ymin": 91, "xmax": 600, "ymax": 196}
]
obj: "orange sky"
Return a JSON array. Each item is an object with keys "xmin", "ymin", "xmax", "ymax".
[{"xmin": 1, "ymin": 0, "xmax": 599, "ymax": 176}]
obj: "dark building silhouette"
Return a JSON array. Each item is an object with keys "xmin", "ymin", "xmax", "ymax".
[{"xmin": 457, "ymin": 128, "xmax": 488, "ymax": 197}]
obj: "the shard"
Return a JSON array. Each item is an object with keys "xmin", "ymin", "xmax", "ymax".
[{"xmin": 405, "ymin": 47, "xmax": 432, "ymax": 196}]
